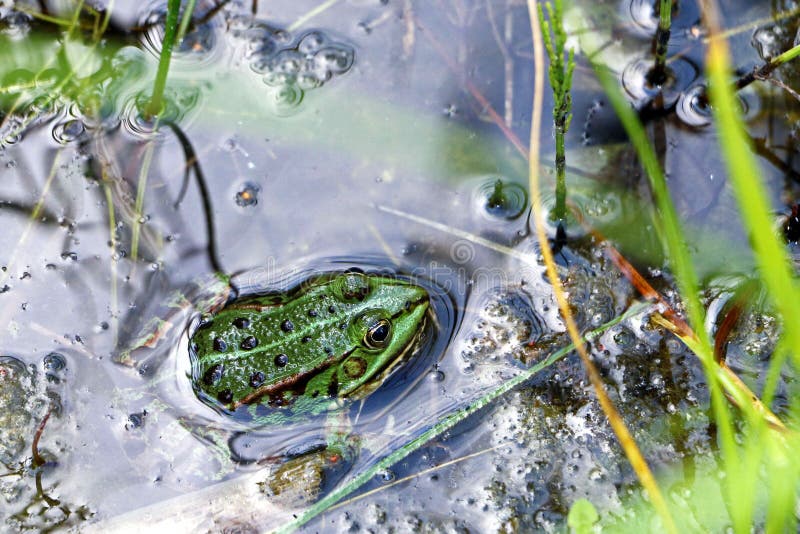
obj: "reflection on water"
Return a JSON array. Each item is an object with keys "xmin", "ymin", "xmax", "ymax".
[{"xmin": 0, "ymin": 0, "xmax": 795, "ymax": 530}]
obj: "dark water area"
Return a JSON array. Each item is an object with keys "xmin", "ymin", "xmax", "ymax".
[{"xmin": 0, "ymin": 0, "xmax": 797, "ymax": 531}]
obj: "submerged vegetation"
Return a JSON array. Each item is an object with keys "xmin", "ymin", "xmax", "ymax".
[{"xmin": 1, "ymin": 0, "xmax": 800, "ymax": 532}]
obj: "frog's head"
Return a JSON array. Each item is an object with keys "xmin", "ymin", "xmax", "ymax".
[{"xmin": 325, "ymin": 272, "xmax": 429, "ymax": 397}]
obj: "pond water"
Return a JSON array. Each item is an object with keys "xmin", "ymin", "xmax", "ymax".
[{"xmin": 0, "ymin": 0, "xmax": 795, "ymax": 531}]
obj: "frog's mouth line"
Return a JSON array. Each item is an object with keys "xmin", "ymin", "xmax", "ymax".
[{"xmin": 230, "ymin": 295, "xmax": 429, "ymax": 410}]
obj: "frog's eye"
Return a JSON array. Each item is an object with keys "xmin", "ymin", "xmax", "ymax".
[
  {"xmin": 364, "ymin": 318, "xmax": 392, "ymax": 349},
  {"xmin": 333, "ymin": 272, "xmax": 372, "ymax": 302}
]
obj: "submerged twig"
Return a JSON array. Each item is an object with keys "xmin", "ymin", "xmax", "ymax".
[
  {"xmin": 164, "ymin": 121, "xmax": 223, "ymax": 273},
  {"xmin": 31, "ymin": 411, "xmax": 51, "ymax": 468},
  {"xmin": 735, "ymin": 42, "xmax": 800, "ymax": 92}
]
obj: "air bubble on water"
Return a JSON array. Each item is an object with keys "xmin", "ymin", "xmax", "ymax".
[
  {"xmin": 272, "ymin": 84, "xmax": 304, "ymax": 115},
  {"xmin": 235, "ymin": 182, "xmax": 261, "ymax": 207},
  {"xmin": 298, "ymin": 31, "xmax": 326, "ymax": 55},
  {"xmin": 315, "ymin": 45, "xmax": 354, "ymax": 76},
  {"xmin": 475, "ymin": 178, "xmax": 528, "ymax": 220},
  {"xmin": 676, "ymin": 84, "xmax": 712, "ymax": 127},
  {"xmin": 626, "ymin": 0, "xmax": 657, "ymax": 33},
  {"xmin": 52, "ymin": 119, "xmax": 85, "ymax": 145},
  {"xmin": 443, "ymin": 104, "xmax": 458, "ymax": 117},
  {"xmin": 297, "ymin": 73, "xmax": 323, "ymax": 90},
  {"xmin": 263, "ymin": 71, "xmax": 295, "ymax": 87},
  {"xmin": 621, "ymin": 57, "xmax": 698, "ymax": 109},
  {"xmin": 752, "ymin": 27, "xmax": 783, "ymax": 61},
  {"xmin": 428, "ymin": 369, "xmax": 445, "ymax": 383}
]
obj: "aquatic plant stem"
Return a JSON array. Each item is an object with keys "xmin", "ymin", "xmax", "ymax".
[
  {"xmin": 146, "ymin": 0, "xmax": 181, "ymax": 119},
  {"xmin": 274, "ymin": 302, "xmax": 651, "ymax": 534},
  {"xmin": 537, "ymin": 0, "xmax": 574, "ymax": 226},
  {"xmin": 651, "ymin": 0, "xmax": 672, "ymax": 84},
  {"xmin": 527, "ymin": 2, "xmax": 676, "ymax": 532}
]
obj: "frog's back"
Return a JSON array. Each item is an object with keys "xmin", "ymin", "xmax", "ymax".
[{"xmin": 189, "ymin": 272, "xmax": 429, "ymax": 416}]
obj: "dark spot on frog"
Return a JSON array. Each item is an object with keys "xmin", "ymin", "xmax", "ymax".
[
  {"xmin": 404, "ymin": 300, "xmax": 411, "ymax": 310},
  {"xmin": 343, "ymin": 356, "xmax": 367, "ymax": 379},
  {"xmin": 197, "ymin": 314, "xmax": 214, "ymax": 329},
  {"xmin": 249, "ymin": 371, "xmax": 265, "ymax": 388},
  {"xmin": 203, "ymin": 363, "xmax": 224, "ymax": 385},
  {"xmin": 274, "ymin": 353, "xmax": 289, "ymax": 367},
  {"xmin": 308, "ymin": 309, "xmax": 318, "ymax": 317},
  {"xmin": 241, "ymin": 336, "xmax": 258, "ymax": 350},
  {"xmin": 324, "ymin": 346, "xmax": 333, "ymax": 355},
  {"xmin": 213, "ymin": 337, "xmax": 227, "ymax": 352},
  {"xmin": 301, "ymin": 336, "xmax": 311, "ymax": 343},
  {"xmin": 339, "ymin": 322, "xmax": 346, "ymax": 330},
  {"xmin": 281, "ymin": 319, "xmax": 294, "ymax": 332},
  {"xmin": 328, "ymin": 305, "xmax": 336, "ymax": 314},
  {"xmin": 233, "ymin": 317, "xmax": 250, "ymax": 329},
  {"xmin": 327, "ymin": 376, "xmax": 339, "ymax": 396},
  {"xmin": 217, "ymin": 389, "xmax": 233, "ymax": 404}
]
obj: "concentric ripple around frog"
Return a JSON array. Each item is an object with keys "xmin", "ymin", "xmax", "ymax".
[{"xmin": 189, "ymin": 272, "xmax": 429, "ymax": 422}]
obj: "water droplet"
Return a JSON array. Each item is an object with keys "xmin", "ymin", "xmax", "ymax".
[
  {"xmin": 43, "ymin": 352, "xmax": 66, "ymax": 373},
  {"xmin": 235, "ymin": 182, "xmax": 260, "ymax": 207},
  {"xmin": 428, "ymin": 369, "xmax": 445, "ymax": 382}
]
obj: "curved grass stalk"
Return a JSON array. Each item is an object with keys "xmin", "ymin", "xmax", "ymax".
[
  {"xmin": 0, "ymin": 150, "xmax": 62, "ymax": 291},
  {"xmin": 526, "ymin": 2, "xmax": 676, "ymax": 532},
  {"xmin": 273, "ymin": 301, "xmax": 652, "ymax": 534},
  {"xmin": 130, "ymin": 134, "xmax": 158, "ymax": 262},
  {"xmin": 175, "ymin": 0, "xmax": 198, "ymax": 47},
  {"xmin": 287, "ymin": 0, "xmax": 341, "ymax": 33}
]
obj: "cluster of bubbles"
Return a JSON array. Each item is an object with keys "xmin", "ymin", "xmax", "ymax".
[
  {"xmin": 231, "ymin": 20, "xmax": 355, "ymax": 115},
  {"xmin": 616, "ymin": 0, "xmax": 762, "ymax": 129},
  {"xmin": 459, "ymin": 289, "xmax": 561, "ymax": 375}
]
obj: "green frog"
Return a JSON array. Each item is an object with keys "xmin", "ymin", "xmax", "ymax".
[{"xmin": 189, "ymin": 271, "xmax": 429, "ymax": 423}]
